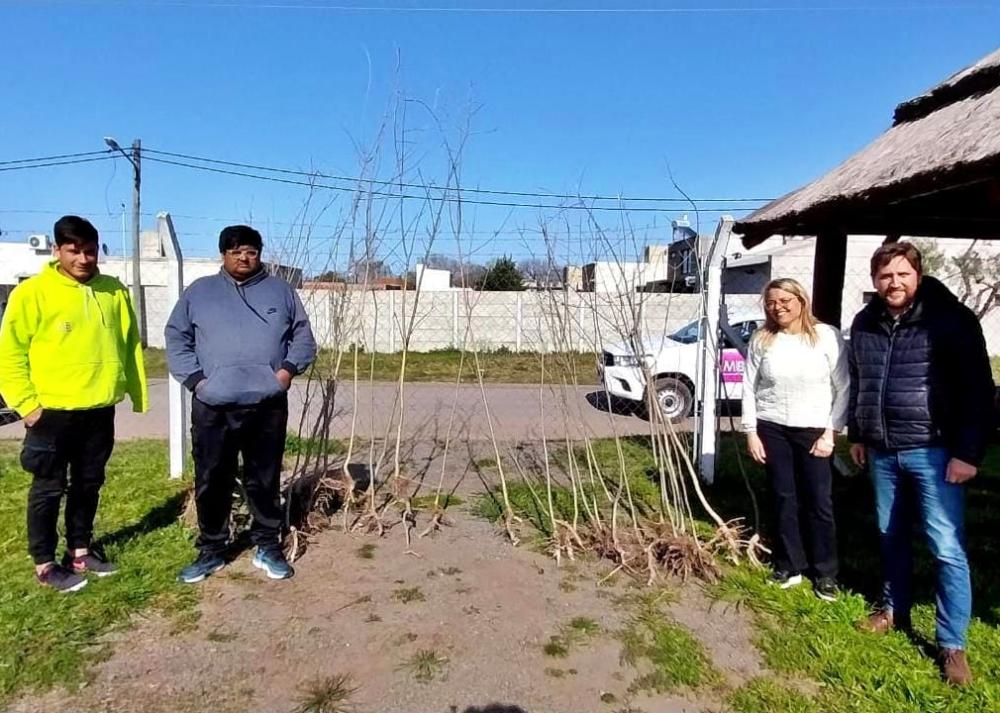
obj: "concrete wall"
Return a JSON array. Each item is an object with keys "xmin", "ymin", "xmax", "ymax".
[
  {"xmin": 294, "ymin": 289, "xmax": 759, "ymax": 354},
  {"xmin": 290, "ymin": 280, "xmax": 1000, "ymax": 357}
]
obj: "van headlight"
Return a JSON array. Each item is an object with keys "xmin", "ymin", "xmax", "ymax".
[{"xmin": 613, "ymin": 354, "xmax": 649, "ymax": 368}]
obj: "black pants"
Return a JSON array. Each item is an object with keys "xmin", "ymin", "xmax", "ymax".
[
  {"xmin": 191, "ymin": 395, "xmax": 288, "ymax": 555},
  {"xmin": 22, "ymin": 406, "xmax": 116, "ymax": 565},
  {"xmin": 757, "ymin": 419, "xmax": 838, "ymax": 579}
]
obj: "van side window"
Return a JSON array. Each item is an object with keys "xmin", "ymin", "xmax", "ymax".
[{"xmin": 721, "ymin": 320, "xmax": 759, "ymax": 349}]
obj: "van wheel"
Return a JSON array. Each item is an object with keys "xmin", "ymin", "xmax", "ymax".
[{"xmin": 650, "ymin": 377, "xmax": 693, "ymax": 423}]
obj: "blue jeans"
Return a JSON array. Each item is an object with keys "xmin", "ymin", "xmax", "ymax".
[{"xmin": 868, "ymin": 446, "xmax": 971, "ymax": 650}]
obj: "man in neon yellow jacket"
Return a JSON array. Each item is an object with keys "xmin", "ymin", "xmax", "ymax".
[{"xmin": 0, "ymin": 216, "xmax": 147, "ymax": 593}]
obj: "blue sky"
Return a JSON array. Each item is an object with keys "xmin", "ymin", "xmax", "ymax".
[{"xmin": 1, "ymin": 0, "xmax": 998, "ymax": 271}]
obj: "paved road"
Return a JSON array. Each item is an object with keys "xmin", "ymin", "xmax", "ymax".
[{"xmin": 0, "ymin": 379, "xmax": 669, "ymax": 442}]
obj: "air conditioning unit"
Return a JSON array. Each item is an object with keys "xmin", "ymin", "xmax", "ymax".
[{"xmin": 27, "ymin": 234, "xmax": 52, "ymax": 251}]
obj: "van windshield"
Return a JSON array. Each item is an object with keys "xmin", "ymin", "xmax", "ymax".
[{"xmin": 669, "ymin": 320, "xmax": 701, "ymax": 344}]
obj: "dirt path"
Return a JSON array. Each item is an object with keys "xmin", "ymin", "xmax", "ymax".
[{"xmin": 10, "ymin": 506, "xmax": 763, "ymax": 713}]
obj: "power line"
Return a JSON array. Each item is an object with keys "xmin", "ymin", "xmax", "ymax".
[
  {"xmin": 0, "ymin": 208, "xmax": 693, "ymax": 237},
  {"xmin": 14, "ymin": 1, "xmax": 992, "ymax": 13},
  {"xmin": 143, "ymin": 147, "xmax": 771, "ymax": 204},
  {"xmin": 0, "ymin": 156, "xmax": 115, "ymax": 173},
  {"xmin": 0, "ymin": 150, "xmax": 110, "ymax": 167},
  {"xmin": 144, "ymin": 155, "xmax": 761, "ymax": 214}
]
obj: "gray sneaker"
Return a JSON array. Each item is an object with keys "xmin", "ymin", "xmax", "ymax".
[
  {"xmin": 64, "ymin": 552, "xmax": 118, "ymax": 577},
  {"xmin": 814, "ymin": 577, "xmax": 839, "ymax": 602},
  {"xmin": 770, "ymin": 570, "xmax": 803, "ymax": 589},
  {"xmin": 36, "ymin": 564, "xmax": 88, "ymax": 593}
]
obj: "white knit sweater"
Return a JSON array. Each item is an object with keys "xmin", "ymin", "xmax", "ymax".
[{"xmin": 741, "ymin": 324, "xmax": 850, "ymax": 433}]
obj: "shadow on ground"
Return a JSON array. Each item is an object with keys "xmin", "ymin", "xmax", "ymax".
[
  {"xmin": 584, "ymin": 390, "xmax": 642, "ymax": 418},
  {"xmin": 94, "ymin": 490, "xmax": 188, "ymax": 552}
]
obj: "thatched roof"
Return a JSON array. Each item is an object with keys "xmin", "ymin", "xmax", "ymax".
[{"xmin": 736, "ymin": 46, "xmax": 1000, "ymax": 247}]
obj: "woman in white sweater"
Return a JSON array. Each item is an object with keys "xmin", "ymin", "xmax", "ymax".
[{"xmin": 742, "ymin": 278, "xmax": 849, "ymax": 602}]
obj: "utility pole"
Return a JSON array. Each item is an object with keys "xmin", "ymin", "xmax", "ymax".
[
  {"xmin": 104, "ymin": 136, "xmax": 147, "ymax": 346},
  {"xmin": 131, "ymin": 139, "xmax": 146, "ymax": 346}
]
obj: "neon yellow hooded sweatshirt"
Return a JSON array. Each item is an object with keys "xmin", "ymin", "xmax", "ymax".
[{"xmin": 0, "ymin": 260, "xmax": 147, "ymax": 416}]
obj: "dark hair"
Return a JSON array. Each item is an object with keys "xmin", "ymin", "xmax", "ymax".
[
  {"xmin": 53, "ymin": 215, "xmax": 99, "ymax": 247},
  {"xmin": 870, "ymin": 241, "xmax": 922, "ymax": 277},
  {"xmin": 219, "ymin": 225, "xmax": 263, "ymax": 253}
]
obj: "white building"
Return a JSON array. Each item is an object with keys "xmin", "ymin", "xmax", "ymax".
[
  {"xmin": 579, "ymin": 245, "xmax": 673, "ymax": 294},
  {"xmin": 414, "ymin": 263, "xmax": 454, "ymax": 291},
  {"xmin": 0, "ymin": 230, "xmax": 302, "ymax": 347}
]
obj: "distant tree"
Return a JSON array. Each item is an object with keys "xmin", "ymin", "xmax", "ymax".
[
  {"xmin": 308, "ymin": 269, "xmax": 346, "ymax": 282},
  {"xmin": 424, "ymin": 254, "xmax": 462, "ymax": 274},
  {"xmin": 477, "ymin": 256, "xmax": 525, "ymax": 291},
  {"xmin": 422, "ymin": 253, "xmax": 487, "ymax": 288},
  {"xmin": 349, "ymin": 258, "xmax": 390, "ymax": 283},
  {"xmin": 518, "ymin": 257, "xmax": 563, "ymax": 288},
  {"xmin": 914, "ymin": 238, "xmax": 1000, "ymax": 318}
]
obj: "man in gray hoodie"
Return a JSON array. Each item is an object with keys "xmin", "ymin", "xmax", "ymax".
[{"xmin": 165, "ymin": 225, "xmax": 316, "ymax": 583}]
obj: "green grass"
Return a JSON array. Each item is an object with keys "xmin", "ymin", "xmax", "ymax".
[
  {"xmin": 391, "ymin": 586, "xmax": 425, "ymax": 604},
  {"xmin": 543, "ymin": 615, "xmax": 604, "ymax": 658},
  {"xmin": 470, "ymin": 437, "xmax": 665, "ymax": 536},
  {"xmin": 543, "ymin": 637, "xmax": 570, "ymax": 658},
  {"xmin": 143, "ymin": 347, "xmax": 598, "ymax": 385},
  {"xmin": 708, "ymin": 432, "xmax": 1000, "ymax": 712},
  {"xmin": 618, "ymin": 603, "xmax": 720, "ymax": 694},
  {"xmin": 292, "ymin": 674, "xmax": 357, "ymax": 713},
  {"xmin": 143, "ymin": 347, "xmax": 169, "ymax": 380},
  {"xmin": 284, "ymin": 434, "xmax": 346, "ymax": 456},
  {"xmin": 991, "ymin": 356, "xmax": 1000, "ymax": 383},
  {"xmin": 398, "ymin": 649, "xmax": 448, "ymax": 684},
  {"xmin": 727, "ymin": 678, "xmax": 816, "ymax": 713},
  {"xmin": 472, "ymin": 432, "xmax": 1000, "ymax": 709},
  {"xmin": 0, "ymin": 440, "xmax": 196, "ymax": 702},
  {"xmin": 409, "ymin": 493, "xmax": 464, "ymax": 510}
]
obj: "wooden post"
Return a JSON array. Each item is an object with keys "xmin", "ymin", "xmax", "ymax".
[{"xmin": 812, "ymin": 231, "xmax": 848, "ymax": 328}]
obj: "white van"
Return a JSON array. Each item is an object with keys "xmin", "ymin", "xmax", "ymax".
[{"xmin": 598, "ymin": 312, "xmax": 764, "ymax": 421}]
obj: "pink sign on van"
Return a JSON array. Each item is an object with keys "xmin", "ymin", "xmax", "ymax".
[{"xmin": 721, "ymin": 350, "xmax": 745, "ymax": 383}]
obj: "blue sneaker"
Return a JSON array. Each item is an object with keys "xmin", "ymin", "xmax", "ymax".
[
  {"xmin": 178, "ymin": 552, "xmax": 226, "ymax": 584},
  {"xmin": 252, "ymin": 548, "xmax": 294, "ymax": 580}
]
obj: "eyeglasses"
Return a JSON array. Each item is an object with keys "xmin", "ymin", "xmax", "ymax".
[{"xmin": 225, "ymin": 249, "xmax": 259, "ymax": 259}]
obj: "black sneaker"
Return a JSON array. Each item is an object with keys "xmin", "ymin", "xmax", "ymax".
[
  {"xmin": 178, "ymin": 552, "xmax": 226, "ymax": 584},
  {"xmin": 771, "ymin": 570, "xmax": 803, "ymax": 589},
  {"xmin": 814, "ymin": 577, "xmax": 839, "ymax": 602},
  {"xmin": 63, "ymin": 551, "xmax": 118, "ymax": 577},
  {"xmin": 36, "ymin": 564, "xmax": 88, "ymax": 593}
]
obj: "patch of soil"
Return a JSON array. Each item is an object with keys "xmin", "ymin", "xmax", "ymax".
[
  {"xmin": 669, "ymin": 585, "xmax": 765, "ymax": 688},
  {"xmin": 11, "ymin": 506, "xmax": 762, "ymax": 713}
]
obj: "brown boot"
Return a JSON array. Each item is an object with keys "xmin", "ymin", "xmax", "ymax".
[
  {"xmin": 857, "ymin": 609, "xmax": 896, "ymax": 634},
  {"xmin": 939, "ymin": 648, "xmax": 973, "ymax": 686}
]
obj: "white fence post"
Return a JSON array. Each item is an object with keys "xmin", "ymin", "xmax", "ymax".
[
  {"xmin": 160, "ymin": 212, "xmax": 188, "ymax": 480},
  {"xmin": 515, "ymin": 292, "xmax": 523, "ymax": 351},
  {"xmin": 453, "ymin": 291, "xmax": 459, "ymax": 348},
  {"xmin": 388, "ymin": 290, "xmax": 396, "ymax": 352},
  {"xmin": 695, "ymin": 216, "xmax": 734, "ymax": 484}
]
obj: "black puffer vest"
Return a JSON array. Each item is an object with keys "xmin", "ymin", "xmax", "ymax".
[{"xmin": 847, "ymin": 277, "xmax": 994, "ymax": 465}]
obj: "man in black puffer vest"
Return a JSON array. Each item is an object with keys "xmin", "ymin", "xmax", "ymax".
[{"xmin": 848, "ymin": 241, "xmax": 994, "ymax": 686}]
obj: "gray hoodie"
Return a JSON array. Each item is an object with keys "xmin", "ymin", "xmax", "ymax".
[{"xmin": 165, "ymin": 268, "xmax": 316, "ymax": 406}]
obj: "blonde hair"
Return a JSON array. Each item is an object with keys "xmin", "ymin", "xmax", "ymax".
[{"xmin": 753, "ymin": 277, "xmax": 820, "ymax": 350}]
